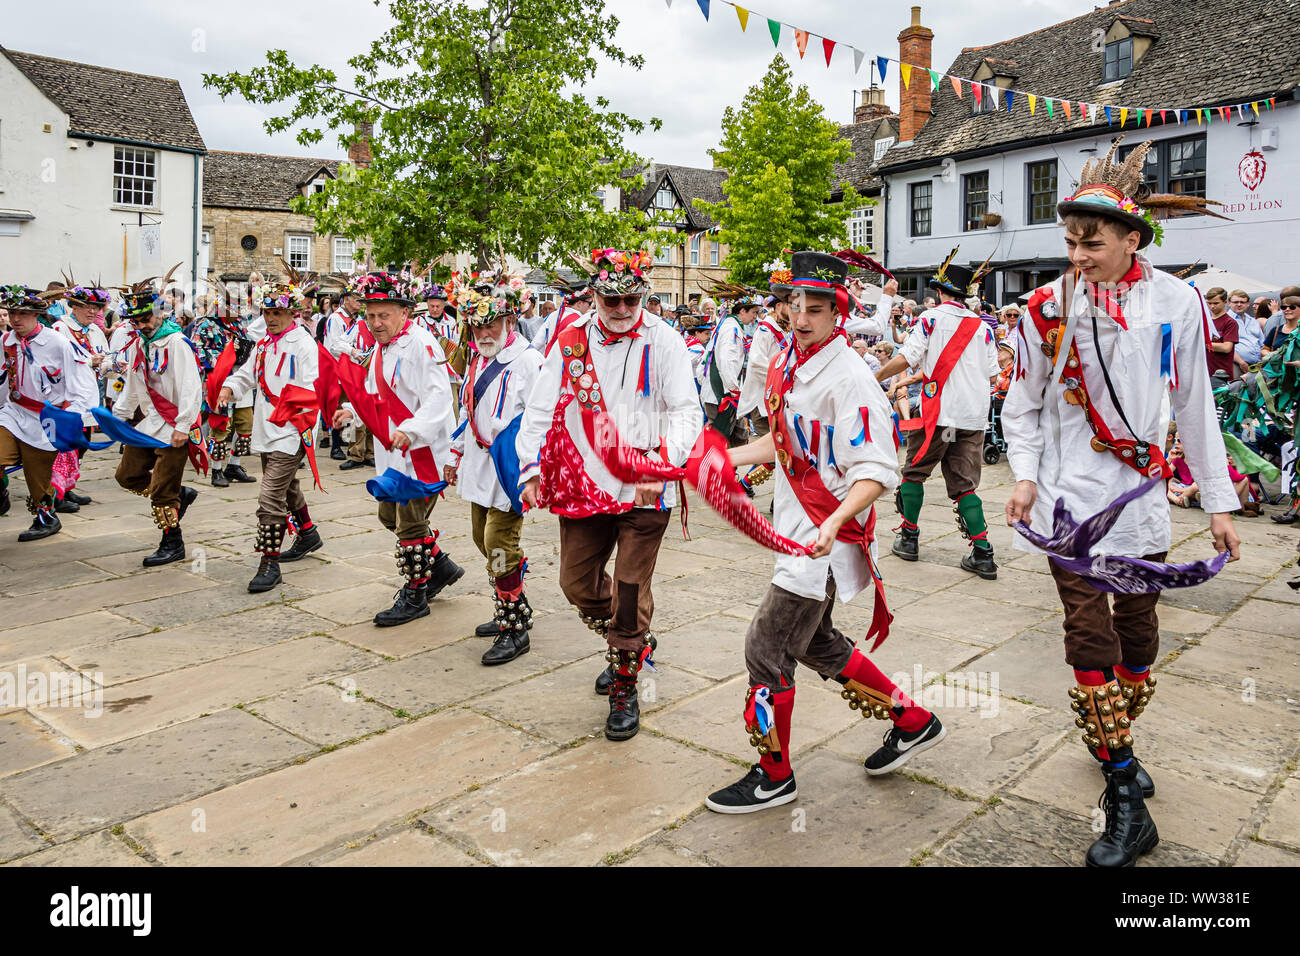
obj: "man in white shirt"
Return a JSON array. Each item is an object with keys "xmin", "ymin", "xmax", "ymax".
[
  {"xmin": 700, "ymin": 296, "xmax": 759, "ymax": 445},
  {"xmin": 53, "ymin": 283, "xmax": 113, "ymax": 508},
  {"xmin": 331, "ymin": 272, "xmax": 464, "ymax": 627},
  {"xmin": 0, "ymin": 286, "xmax": 99, "ymax": 540},
  {"xmin": 220, "ymin": 279, "xmax": 324, "ymax": 593},
  {"xmin": 1003, "ymin": 139, "xmax": 1240, "ymax": 867},
  {"xmin": 446, "ymin": 271, "xmax": 545, "ymax": 665},
  {"xmin": 517, "ymin": 249, "xmax": 701, "ymax": 741},
  {"xmin": 112, "ymin": 286, "xmax": 204, "ymax": 565},
  {"xmin": 706, "ymin": 252, "xmax": 943, "ymax": 815},
  {"xmin": 530, "ymin": 284, "xmax": 592, "ymax": 354},
  {"xmin": 324, "ymin": 288, "xmax": 370, "ymax": 465},
  {"xmin": 875, "ymin": 248, "xmax": 1000, "ymax": 580}
]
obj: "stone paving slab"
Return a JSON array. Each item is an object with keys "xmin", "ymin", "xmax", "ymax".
[
  {"xmin": 0, "ymin": 611, "xmax": 152, "ymax": 665},
  {"xmin": 0, "ymin": 801, "xmax": 46, "ymax": 861},
  {"xmin": 6, "ymin": 830, "xmax": 149, "ymax": 867},
  {"xmin": 126, "ymin": 708, "xmax": 546, "ymax": 866},
  {"xmin": 249, "ymin": 683, "xmax": 403, "ymax": 746},
  {"xmin": 1257, "ymin": 774, "xmax": 1300, "ymax": 850},
  {"xmin": 1166, "ymin": 627, "xmax": 1300, "ymax": 700},
  {"xmin": 429, "ymin": 732, "xmax": 734, "ymax": 866},
  {"xmin": 1, "ymin": 709, "xmax": 313, "ymax": 841},
  {"xmin": 321, "ymin": 827, "xmax": 483, "ymax": 867},
  {"xmin": 0, "ymin": 711, "xmax": 76, "ymax": 778}
]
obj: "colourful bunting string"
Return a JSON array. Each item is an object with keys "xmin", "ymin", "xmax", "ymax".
[
  {"xmin": 735, "ymin": 4, "xmax": 748, "ymax": 29},
  {"xmin": 1120, "ymin": 107, "xmax": 1128, "ymax": 126},
  {"xmin": 852, "ymin": 48, "xmax": 864, "ymax": 74},
  {"xmin": 1062, "ymin": 98, "xmax": 1071, "ymax": 119},
  {"xmin": 971, "ymin": 82, "xmax": 982, "ymax": 107},
  {"xmin": 823, "ymin": 38, "xmax": 835, "ymax": 67},
  {"xmin": 876, "ymin": 56, "xmax": 888, "ymax": 82},
  {"xmin": 794, "ymin": 28, "xmax": 808, "ymax": 58},
  {"xmin": 950, "ymin": 74, "xmax": 963, "ymax": 98},
  {"xmin": 768, "ymin": 18, "xmax": 780, "ymax": 47},
  {"xmin": 900, "ymin": 63, "xmax": 911, "ymax": 89},
  {"xmin": 696, "ymin": 0, "xmax": 709, "ymax": 20},
  {"xmin": 1003, "ymin": 89, "xmax": 1014, "ymax": 112},
  {"xmin": 928, "ymin": 68, "xmax": 940, "ymax": 90},
  {"xmin": 1045, "ymin": 97, "xmax": 1053, "ymax": 118},
  {"xmin": 1028, "ymin": 93, "xmax": 1036, "ymax": 115}
]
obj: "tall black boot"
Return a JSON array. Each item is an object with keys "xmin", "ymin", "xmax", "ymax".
[
  {"xmin": 143, "ymin": 527, "xmax": 186, "ymax": 567},
  {"xmin": 248, "ymin": 523, "xmax": 285, "ymax": 593},
  {"xmin": 425, "ymin": 548, "xmax": 464, "ymax": 599},
  {"xmin": 605, "ymin": 647, "xmax": 646, "ymax": 742},
  {"xmin": 1086, "ymin": 761, "xmax": 1159, "ymax": 867}
]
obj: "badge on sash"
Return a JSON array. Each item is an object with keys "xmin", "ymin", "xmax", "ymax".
[
  {"xmin": 923, "ymin": 381, "xmax": 938, "ymax": 398},
  {"xmin": 568, "ymin": 358, "xmax": 584, "ymax": 378}
]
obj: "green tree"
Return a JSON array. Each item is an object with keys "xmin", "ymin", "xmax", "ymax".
[
  {"xmin": 695, "ymin": 55, "xmax": 856, "ymax": 286},
  {"xmin": 204, "ymin": 0, "xmax": 671, "ymax": 272}
]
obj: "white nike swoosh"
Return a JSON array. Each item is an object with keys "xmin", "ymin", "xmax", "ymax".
[
  {"xmin": 893, "ymin": 733, "xmax": 927, "ymax": 753},
  {"xmin": 754, "ymin": 781, "xmax": 789, "ymax": 799}
]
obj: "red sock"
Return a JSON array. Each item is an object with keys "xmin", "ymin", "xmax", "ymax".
[
  {"xmin": 759, "ymin": 687, "xmax": 796, "ymax": 781},
  {"xmin": 840, "ymin": 649, "xmax": 930, "ymax": 732}
]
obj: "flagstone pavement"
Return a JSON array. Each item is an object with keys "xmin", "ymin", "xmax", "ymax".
[{"xmin": 0, "ymin": 451, "xmax": 1296, "ymax": 868}]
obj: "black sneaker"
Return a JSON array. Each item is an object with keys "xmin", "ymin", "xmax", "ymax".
[
  {"xmin": 864, "ymin": 715, "xmax": 946, "ymax": 776},
  {"xmin": 705, "ymin": 765, "xmax": 798, "ymax": 814}
]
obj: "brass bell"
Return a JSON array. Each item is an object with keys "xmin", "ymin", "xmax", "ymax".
[
  {"xmin": 1107, "ymin": 738, "xmax": 1119, "ymax": 750},
  {"xmin": 1099, "ymin": 703, "xmax": 1112, "ymax": 716},
  {"xmin": 757, "ymin": 745, "xmax": 770, "ymax": 755},
  {"xmin": 1107, "ymin": 683, "xmax": 1120, "ymax": 696},
  {"xmin": 749, "ymin": 734, "xmax": 761, "ymax": 746},
  {"xmin": 1114, "ymin": 698, "xmax": 1128, "ymax": 712},
  {"xmin": 1075, "ymin": 717, "xmax": 1086, "ymax": 728},
  {"xmin": 1121, "ymin": 734, "xmax": 1134, "ymax": 747},
  {"xmin": 841, "ymin": 689, "xmax": 852, "ymax": 700},
  {"xmin": 847, "ymin": 698, "xmax": 860, "ymax": 710},
  {"xmin": 1117, "ymin": 716, "xmax": 1131, "ymax": 729},
  {"xmin": 1103, "ymin": 721, "xmax": 1116, "ymax": 733},
  {"xmin": 1146, "ymin": 677, "xmax": 1157, "ymax": 689},
  {"xmin": 1085, "ymin": 722, "xmax": 1098, "ymax": 734}
]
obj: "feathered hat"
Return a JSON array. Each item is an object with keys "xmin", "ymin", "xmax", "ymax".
[
  {"xmin": 254, "ymin": 259, "xmax": 318, "ymax": 311},
  {"xmin": 116, "ymin": 262, "xmax": 182, "ymax": 320},
  {"xmin": 930, "ymin": 247, "xmax": 995, "ymax": 299},
  {"xmin": 59, "ymin": 270, "xmax": 112, "ymax": 309},
  {"xmin": 347, "ymin": 270, "xmax": 424, "ymax": 307},
  {"xmin": 698, "ymin": 279, "xmax": 764, "ymax": 310},
  {"xmin": 1058, "ymin": 136, "xmax": 1229, "ymax": 248},
  {"xmin": 0, "ymin": 285, "xmax": 48, "ymax": 313}
]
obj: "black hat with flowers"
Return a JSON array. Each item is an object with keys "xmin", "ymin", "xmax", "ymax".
[
  {"xmin": 0, "ymin": 285, "xmax": 48, "ymax": 313},
  {"xmin": 348, "ymin": 271, "xmax": 424, "ymax": 307}
]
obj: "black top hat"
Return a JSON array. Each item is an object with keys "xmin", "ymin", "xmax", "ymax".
[
  {"xmin": 768, "ymin": 251, "xmax": 848, "ymax": 299},
  {"xmin": 930, "ymin": 247, "xmax": 994, "ymax": 299}
]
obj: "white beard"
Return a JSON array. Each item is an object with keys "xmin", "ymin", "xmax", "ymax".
[{"xmin": 475, "ymin": 325, "xmax": 509, "ymax": 359}]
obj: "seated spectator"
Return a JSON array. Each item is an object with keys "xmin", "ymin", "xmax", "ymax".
[
  {"xmin": 1167, "ymin": 435, "xmax": 1200, "ymax": 507},
  {"xmin": 1263, "ymin": 296, "xmax": 1300, "ymax": 355}
]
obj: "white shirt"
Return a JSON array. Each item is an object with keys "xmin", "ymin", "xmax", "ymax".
[
  {"xmin": 738, "ymin": 320, "xmax": 787, "ymax": 416},
  {"xmin": 900, "ymin": 302, "xmax": 999, "ymax": 432},
  {"xmin": 516, "ymin": 309, "xmax": 703, "ymax": 510},
  {"xmin": 346, "ymin": 322, "xmax": 455, "ymax": 480},
  {"xmin": 224, "ymin": 325, "xmax": 320, "ymax": 455},
  {"xmin": 842, "ymin": 294, "xmax": 894, "ymax": 338},
  {"xmin": 1001, "ymin": 259, "xmax": 1237, "ymax": 558},
  {"xmin": 0, "ymin": 326, "xmax": 99, "ymax": 448},
  {"xmin": 767, "ymin": 336, "xmax": 901, "ymax": 601},
  {"xmin": 451, "ymin": 335, "xmax": 544, "ymax": 511},
  {"xmin": 53, "ymin": 318, "xmax": 110, "ymax": 424},
  {"xmin": 323, "ymin": 307, "xmax": 361, "ymax": 360},
  {"xmin": 112, "ymin": 329, "xmax": 203, "ymax": 443},
  {"xmin": 699, "ymin": 314, "xmax": 746, "ymax": 405}
]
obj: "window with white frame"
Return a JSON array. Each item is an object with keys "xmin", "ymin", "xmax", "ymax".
[
  {"xmin": 657, "ymin": 292, "xmax": 673, "ymax": 307},
  {"xmin": 710, "ymin": 237, "xmax": 719, "ymax": 267},
  {"xmin": 333, "ymin": 237, "xmax": 355, "ymax": 273},
  {"xmin": 655, "ymin": 185, "xmax": 676, "ymax": 210},
  {"xmin": 113, "ymin": 146, "xmax": 156, "ymax": 207},
  {"xmin": 655, "ymin": 245, "xmax": 672, "ymax": 265},
  {"xmin": 873, "ymin": 137, "xmax": 895, "ymax": 163},
  {"xmin": 689, "ymin": 234, "xmax": 700, "ymax": 265},
  {"xmin": 847, "ymin": 206, "xmax": 874, "ymax": 250},
  {"xmin": 287, "ymin": 234, "xmax": 311, "ymax": 270}
]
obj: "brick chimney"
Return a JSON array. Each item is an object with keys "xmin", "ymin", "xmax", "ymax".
[
  {"xmin": 854, "ymin": 85, "xmax": 891, "ymax": 125},
  {"xmin": 348, "ymin": 121, "xmax": 373, "ymax": 168},
  {"xmin": 897, "ymin": 6, "xmax": 933, "ymax": 143}
]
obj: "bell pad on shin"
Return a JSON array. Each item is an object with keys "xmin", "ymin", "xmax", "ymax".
[
  {"xmin": 151, "ymin": 505, "xmax": 180, "ymax": 531},
  {"xmin": 744, "ymin": 685, "xmax": 784, "ymax": 758},
  {"xmin": 1068, "ymin": 681, "xmax": 1134, "ymax": 760},
  {"xmin": 838, "ymin": 677, "xmax": 895, "ymax": 719},
  {"xmin": 579, "ymin": 611, "xmax": 611, "ymax": 635},
  {"xmin": 1115, "ymin": 672, "xmax": 1157, "ymax": 721},
  {"xmin": 233, "ymin": 434, "xmax": 252, "ymax": 456},
  {"xmin": 254, "ymin": 522, "xmax": 286, "ymax": 555},
  {"xmin": 394, "ymin": 537, "xmax": 435, "ymax": 582}
]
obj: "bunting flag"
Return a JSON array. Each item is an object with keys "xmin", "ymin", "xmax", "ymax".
[
  {"xmin": 695, "ymin": 0, "xmax": 709, "ymax": 20},
  {"xmin": 900, "ymin": 62, "xmax": 911, "ymax": 88},
  {"xmin": 1004, "ymin": 88, "xmax": 1014, "ymax": 112},
  {"xmin": 664, "ymin": 0, "xmax": 672, "ymax": 6},
  {"xmin": 1080, "ymin": 102, "xmax": 1089, "ymax": 121},
  {"xmin": 950, "ymin": 74, "xmax": 963, "ymax": 98},
  {"xmin": 1103, "ymin": 105, "xmax": 1112, "ymax": 124},
  {"xmin": 1180, "ymin": 109, "xmax": 1189, "ymax": 125},
  {"xmin": 1120, "ymin": 106, "xmax": 1128, "ymax": 126},
  {"xmin": 1045, "ymin": 97, "xmax": 1054, "ymax": 117},
  {"xmin": 1028, "ymin": 93, "xmax": 1037, "ymax": 114},
  {"xmin": 735, "ymin": 4, "xmax": 748, "ymax": 29},
  {"xmin": 852, "ymin": 47, "xmax": 864, "ymax": 73},
  {"xmin": 1160, "ymin": 109, "xmax": 1167, "ymax": 123},
  {"xmin": 794, "ymin": 28, "xmax": 808, "ymax": 58},
  {"xmin": 928, "ymin": 68, "xmax": 940, "ymax": 90},
  {"xmin": 971, "ymin": 82, "xmax": 982, "ymax": 108},
  {"xmin": 823, "ymin": 38, "xmax": 835, "ymax": 66},
  {"xmin": 1251, "ymin": 101, "xmax": 1259, "ymax": 116},
  {"xmin": 876, "ymin": 55, "xmax": 888, "ymax": 82}
]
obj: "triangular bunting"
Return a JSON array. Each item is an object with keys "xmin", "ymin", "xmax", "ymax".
[
  {"xmin": 1120, "ymin": 107, "xmax": 1128, "ymax": 126},
  {"xmin": 853, "ymin": 48, "xmax": 865, "ymax": 74},
  {"xmin": 695, "ymin": 0, "xmax": 709, "ymax": 20},
  {"xmin": 1081, "ymin": 102, "xmax": 1090, "ymax": 120},
  {"xmin": 1102, "ymin": 105, "xmax": 1111, "ymax": 124},
  {"xmin": 1251, "ymin": 101, "xmax": 1259, "ymax": 116},
  {"xmin": 901, "ymin": 63, "xmax": 912, "ymax": 88},
  {"xmin": 794, "ymin": 29, "xmax": 808, "ymax": 58},
  {"xmin": 971, "ymin": 82, "xmax": 982, "ymax": 107},
  {"xmin": 950, "ymin": 75, "xmax": 963, "ymax": 98},
  {"xmin": 1028, "ymin": 93, "xmax": 1036, "ymax": 114},
  {"xmin": 1045, "ymin": 97, "xmax": 1054, "ymax": 117},
  {"xmin": 1268, "ymin": 97, "xmax": 1276, "ymax": 110},
  {"xmin": 1143, "ymin": 108, "xmax": 1151, "ymax": 127},
  {"xmin": 1004, "ymin": 89, "xmax": 1014, "ymax": 111},
  {"xmin": 1160, "ymin": 109, "xmax": 1167, "ymax": 123},
  {"xmin": 823, "ymin": 38, "xmax": 835, "ymax": 67},
  {"xmin": 1062, "ymin": 98, "xmax": 1071, "ymax": 119},
  {"xmin": 928, "ymin": 68, "xmax": 940, "ymax": 90},
  {"xmin": 877, "ymin": 56, "xmax": 888, "ymax": 82},
  {"xmin": 1179, "ymin": 109, "xmax": 1188, "ymax": 125},
  {"xmin": 768, "ymin": 18, "xmax": 780, "ymax": 47},
  {"xmin": 735, "ymin": 5, "xmax": 748, "ymax": 29}
]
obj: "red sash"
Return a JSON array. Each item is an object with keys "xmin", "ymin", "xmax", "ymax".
[
  {"xmin": 267, "ymin": 383, "xmax": 325, "ymax": 490},
  {"xmin": 143, "ymin": 380, "xmax": 209, "ymax": 476},
  {"xmin": 370, "ymin": 336, "xmax": 440, "ymax": 484},
  {"xmin": 899, "ymin": 313, "xmax": 981, "ymax": 461},
  {"xmin": 1028, "ymin": 285, "xmax": 1172, "ymax": 480},
  {"xmin": 763, "ymin": 348, "xmax": 892, "ymax": 649}
]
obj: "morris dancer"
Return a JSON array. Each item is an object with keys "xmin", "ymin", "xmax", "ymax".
[
  {"xmin": 332, "ymin": 272, "xmax": 464, "ymax": 626},
  {"xmin": 1002, "ymin": 137, "xmax": 1239, "ymax": 866},
  {"xmin": 445, "ymin": 271, "xmax": 544, "ymax": 665},
  {"xmin": 111, "ymin": 281, "xmax": 205, "ymax": 565},
  {"xmin": 0, "ymin": 285, "xmax": 98, "ymax": 540},
  {"xmin": 706, "ymin": 252, "xmax": 943, "ymax": 814},
  {"xmin": 517, "ymin": 249, "xmax": 701, "ymax": 740},
  {"xmin": 875, "ymin": 248, "xmax": 1001, "ymax": 580},
  {"xmin": 326, "ymin": 286, "xmax": 375, "ymax": 471},
  {"xmin": 51, "ymin": 280, "xmax": 113, "ymax": 509},
  {"xmin": 195, "ymin": 295, "xmax": 257, "ymax": 489},
  {"xmin": 220, "ymin": 275, "xmax": 324, "ymax": 592},
  {"xmin": 699, "ymin": 293, "xmax": 759, "ymax": 447}
]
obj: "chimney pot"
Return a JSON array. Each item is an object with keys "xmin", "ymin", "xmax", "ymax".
[{"xmin": 897, "ymin": 7, "xmax": 934, "ymax": 142}]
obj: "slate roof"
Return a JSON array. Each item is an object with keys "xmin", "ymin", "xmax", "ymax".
[
  {"xmin": 621, "ymin": 163, "xmax": 728, "ymax": 230},
  {"xmin": 2, "ymin": 47, "xmax": 205, "ymax": 152},
  {"xmin": 833, "ymin": 114, "xmax": 899, "ymax": 199},
  {"xmin": 879, "ymin": 0, "xmax": 1300, "ymax": 172},
  {"xmin": 204, "ymin": 151, "xmax": 341, "ymax": 212}
]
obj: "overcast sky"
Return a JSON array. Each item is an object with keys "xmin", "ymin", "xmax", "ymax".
[{"xmin": 5, "ymin": 0, "xmax": 1086, "ymax": 166}]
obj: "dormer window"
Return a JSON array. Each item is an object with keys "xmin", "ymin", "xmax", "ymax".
[
  {"xmin": 655, "ymin": 185, "xmax": 676, "ymax": 210},
  {"xmin": 1103, "ymin": 37, "xmax": 1134, "ymax": 82},
  {"xmin": 971, "ymin": 61, "xmax": 1016, "ymax": 117},
  {"xmin": 873, "ymin": 137, "xmax": 895, "ymax": 162},
  {"xmin": 973, "ymin": 84, "xmax": 1000, "ymax": 116}
]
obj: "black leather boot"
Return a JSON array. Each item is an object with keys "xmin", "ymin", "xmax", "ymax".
[
  {"xmin": 425, "ymin": 550, "xmax": 464, "ymax": 599},
  {"xmin": 374, "ymin": 581, "xmax": 429, "ymax": 627},
  {"xmin": 211, "ymin": 466, "xmax": 230, "ymax": 488},
  {"xmin": 177, "ymin": 485, "xmax": 198, "ymax": 521},
  {"xmin": 248, "ymin": 523, "xmax": 285, "ymax": 592},
  {"xmin": 892, "ymin": 527, "xmax": 919, "ymax": 561},
  {"xmin": 1086, "ymin": 761, "xmax": 1159, "ymax": 867},
  {"xmin": 960, "ymin": 545, "xmax": 998, "ymax": 580},
  {"xmin": 143, "ymin": 528, "xmax": 186, "ymax": 567},
  {"xmin": 280, "ymin": 525, "xmax": 323, "ymax": 562},
  {"xmin": 248, "ymin": 556, "xmax": 282, "ymax": 593},
  {"xmin": 54, "ymin": 496, "xmax": 79, "ymax": 514},
  {"xmin": 18, "ymin": 502, "xmax": 61, "ymax": 542},
  {"xmin": 605, "ymin": 647, "xmax": 643, "ymax": 742},
  {"xmin": 1271, "ymin": 502, "xmax": 1298, "ymax": 524},
  {"xmin": 1133, "ymin": 758, "xmax": 1155, "ymax": 799},
  {"xmin": 481, "ymin": 594, "xmax": 532, "ymax": 665},
  {"xmin": 65, "ymin": 489, "xmax": 92, "ymax": 506},
  {"xmin": 224, "ymin": 463, "xmax": 256, "ymax": 483}
]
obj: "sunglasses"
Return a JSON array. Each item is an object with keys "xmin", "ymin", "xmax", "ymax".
[
  {"xmin": 1283, "ymin": 304, "xmax": 1300, "ymax": 310},
  {"xmin": 599, "ymin": 294, "xmax": 642, "ymax": 308}
]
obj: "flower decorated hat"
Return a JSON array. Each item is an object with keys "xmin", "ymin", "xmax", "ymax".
[
  {"xmin": 347, "ymin": 270, "xmax": 424, "ymax": 307},
  {"xmin": 1058, "ymin": 135, "xmax": 1230, "ymax": 248},
  {"xmin": 767, "ymin": 251, "xmax": 848, "ymax": 299},
  {"xmin": 256, "ymin": 260, "xmax": 318, "ymax": 311},
  {"xmin": 115, "ymin": 262, "xmax": 182, "ymax": 320},
  {"xmin": 583, "ymin": 249, "xmax": 654, "ymax": 296},
  {"xmin": 449, "ymin": 268, "xmax": 532, "ymax": 327},
  {"xmin": 60, "ymin": 272, "xmax": 112, "ymax": 309},
  {"xmin": 0, "ymin": 285, "xmax": 48, "ymax": 314},
  {"xmin": 424, "ymin": 283, "xmax": 448, "ymax": 301}
]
